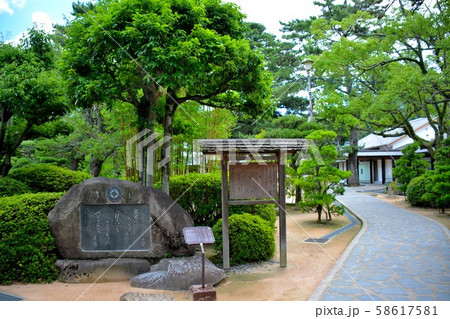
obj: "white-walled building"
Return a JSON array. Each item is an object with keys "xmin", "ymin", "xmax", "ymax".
[{"xmin": 339, "ymin": 118, "xmax": 434, "ymax": 184}]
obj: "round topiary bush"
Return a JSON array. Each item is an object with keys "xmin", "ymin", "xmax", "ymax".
[
  {"xmin": 407, "ymin": 174, "xmax": 433, "ymax": 207},
  {"xmin": 0, "ymin": 177, "xmax": 30, "ymax": 197},
  {"xmin": 0, "ymin": 192, "xmax": 64, "ymax": 284},
  {"xmin": 212, "ymin": 213, "xmax": 275, "ymax": 266},
  {"xmin": 229, "ymin": 204, "xmax": 277, "ymax": 229},
  {"xmin": 8, "ymin": 164, "xmax": 91, "ymax": 192}
]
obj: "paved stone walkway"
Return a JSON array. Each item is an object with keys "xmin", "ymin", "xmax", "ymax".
[{"xmin": 311, "ymin": 187, "xmax": 450, "ymax": 301}]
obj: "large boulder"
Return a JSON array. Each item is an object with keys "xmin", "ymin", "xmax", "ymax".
[
  {"xmin": 130, "ymin": 255, "xmax": 226, "ymax": 291},
  {"xmin": 48, "ymin": 177, "xmax": 195, "ymax": 259}
]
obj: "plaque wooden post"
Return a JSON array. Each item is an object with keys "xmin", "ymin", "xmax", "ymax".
[
  {"xmin": 278, "ymin": 150, "xmax": 287, "ymax": 267},
  {"xmin": 182, "ymin": 227, "xmax": 216, "ymax": 301},
  {"xmin": 221, "ymin": 152, "xmax": 230, "ymax": 270}
]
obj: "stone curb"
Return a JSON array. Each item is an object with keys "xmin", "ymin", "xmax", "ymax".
[{"xmin": 309, "ymin": 198, "xmax": 368, "ymax": 301}]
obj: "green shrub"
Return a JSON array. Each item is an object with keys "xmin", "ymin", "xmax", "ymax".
[
  {"xmin": 392, "ymin": 142, "xmax": 429, "ymax": 193},
  {"xmin": 406, "ymin": 174, "xmax": 433, "ymax": 207},
  {"xmin": 170, "ymin": 173, "xmax": 278, "ymax": 227},
  {"xmin": 0, "ymin": 177, "xmax": 30, "ymax": 197},
  {"xmin": 8, "ymin": 164, "xmax": 91, "ymax": 192},
  {"xmin": 170, "ymin": 173, "xmax": 222, "ymax": 226},
  {"xmin": 0, "ymin": 192, "xmax": 64, "ymax": 284},
  {"xmin": 212, "ymin": 213, "xmax": 275, "ymax": 266},
  {"xmin": 421, "ymin": 139, "xmax": 450, "ymax": 213}
]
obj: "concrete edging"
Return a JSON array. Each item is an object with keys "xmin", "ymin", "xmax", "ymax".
[{"xmin": 308, "ymin": 198, "xmax": 368, "ymax": 301}]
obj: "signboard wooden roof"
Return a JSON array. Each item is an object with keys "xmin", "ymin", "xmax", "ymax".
[{"xmin": 198, "ymin": 139, "xmax": 306, "ymax": 154}]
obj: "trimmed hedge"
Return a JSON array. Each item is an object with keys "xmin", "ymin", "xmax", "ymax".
[
  {"xmin": 0, "ymin": 177, "xmax": 30, "ymax": 197},
  {"xmin": 0, "ymin": 192, "xmax": 63, "ymax": 284},
  {"xmin": 8, "ymin": 164, "xmax": 91, "ymax": 192},
  {"xmin": 212, "ymin": 213, "xmax": 275, "ymax": 266},
  {"xmin": 169, "ymin": 173, "xmax": 277, "ymax": 227}
]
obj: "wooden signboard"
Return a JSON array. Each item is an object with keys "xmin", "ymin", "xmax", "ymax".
[{"xmin": 229, "ymin": 162, "xmax": 277, "ymax": 200}]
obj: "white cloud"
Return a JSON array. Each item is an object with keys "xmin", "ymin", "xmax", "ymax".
[
  {"xmin": 0, "ymin": 0, "xmax": 26, "ymax": 14},
  {"xmin": 5, "ymin": 10, "xmax": 54, "ymax": 46},
  {"xmin": 6, "ymin": 30, "xmax": 25, "ymax": 45},
  {"xmin": 11, "ymin": 0, "xmax": 26, "ymax": 8},
  {"xmin": 32, "ymin": 11, "xmax": 54, "ymax": 33},
  {"xmin": 0, "ymin": 0, "xmax": 14, "ymax": 15}
]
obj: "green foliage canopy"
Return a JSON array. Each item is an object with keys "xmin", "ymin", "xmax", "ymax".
[
  {"xmin": 0, "ymin": 29, "xmax": 70, "ymax": 176},
  {"xmin": 62, "ymin": 0, "xmax": 273, "ymax": 121}
]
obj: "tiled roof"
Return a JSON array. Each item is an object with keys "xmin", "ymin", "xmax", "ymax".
[{"xmin": 358, "ymin": 118, "xmax": 430, "ymax": 150}]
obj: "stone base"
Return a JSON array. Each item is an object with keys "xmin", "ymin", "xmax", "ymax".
[
  {"xmin": 188, "ymin": 284, "xmax": 216, "ymax": 301},
  {"xmin": 56, "ymin": 258, "xmax": 151, "ymax": 283}
]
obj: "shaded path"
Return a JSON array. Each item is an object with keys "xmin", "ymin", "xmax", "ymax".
[{"xmin": 311, "ymin": 187, "xmax": 450, "ymax": 301}]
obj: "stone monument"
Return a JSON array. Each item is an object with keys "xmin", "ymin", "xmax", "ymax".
[{"xmin": 48, "ymin": 177, "xmax": 195, "ymax": 283}]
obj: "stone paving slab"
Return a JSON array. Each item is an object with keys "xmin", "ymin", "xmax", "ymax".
[{"xmin": 310, "ymin": 187, "xmax": 450, "ymax": 301}]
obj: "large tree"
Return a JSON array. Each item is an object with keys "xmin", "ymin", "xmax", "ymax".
[
  {"xmin": 62, "ymin": 0, "xmax": 272, "ymax": 194},
  {"xmin": 280, "ymin": 0, "xmax": 381, "ymax": 186},
  {"xmin": 0, "ymin": 29, "xmax": 69, "ymax": 176},
  {"xmin": 310, "ymin": 0, "xmax": 448, "ymax": 161},
  {"xmin": 245, "ymin": 22, "xmax": 308, "ymax": 116}
]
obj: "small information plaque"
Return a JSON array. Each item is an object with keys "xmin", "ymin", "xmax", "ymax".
[{"xmin": 183, "ymin": 227, "xmax": 215, "ymax": 245}]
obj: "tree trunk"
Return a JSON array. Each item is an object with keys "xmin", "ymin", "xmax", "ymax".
[
  {"xmin": 0, "ymin": 123, "xmax": 32, "ymax": 177},
  {"xmin": 294, "ymin": 185, "xmax": 302, "ymax": 210},
  {"xmin": 347, "ymin": 127, "xmax": 360, "ymax": 186},
  {"xmin": 0, "ymin": 107, "xmax": 12, "ymax": 154},
  {"xmin": 161, "ymin": 94, "xmax": 177, "ymax": 195},
  {"xmin": 0, "ymin": 153, "xmax": 13, "ymax": 177},
  {"xmin": 70, "ymin": 158, "xmax": 80, "ymax": 171},
  {"xmin": 139, "ymin": 82, "xmax": 160, "ymax": 187},
  {"xmin": 85, "ymin": 105, "xmax": 105, "ymax": 178},
  {"xmin": 317, "ymin": 204, "xmax": 323, "ymax": 223},
  {"xmin": 90, "ymin": 157, "xmax": 104, "ymax": 177},
  {"xmin": 326, "ymin": 208, "xmax": 332, "ymax": 222}
]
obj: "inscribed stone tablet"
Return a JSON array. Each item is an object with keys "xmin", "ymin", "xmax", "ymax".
[
  {"xmin": 229, "ymin": 162, "xmax": 277, "ymax": 199},
  {"xmin": 80, "ymin": 204, "xmax": 150, "ymax": 251}
]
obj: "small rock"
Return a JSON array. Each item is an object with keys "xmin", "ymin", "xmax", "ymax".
[{"xmin": 120, "ymin": 292, "xmax": 174, "ymax": 301}]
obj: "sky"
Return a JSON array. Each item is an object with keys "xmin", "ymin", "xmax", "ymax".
[{"xmin": 0, "ymin": 0, "xmax": 322, "ymax": 43}]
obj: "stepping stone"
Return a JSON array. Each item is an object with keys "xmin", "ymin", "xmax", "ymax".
[{"xmin": 120, "ymin": 292, "xmax": 174, "ymax": 301}]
